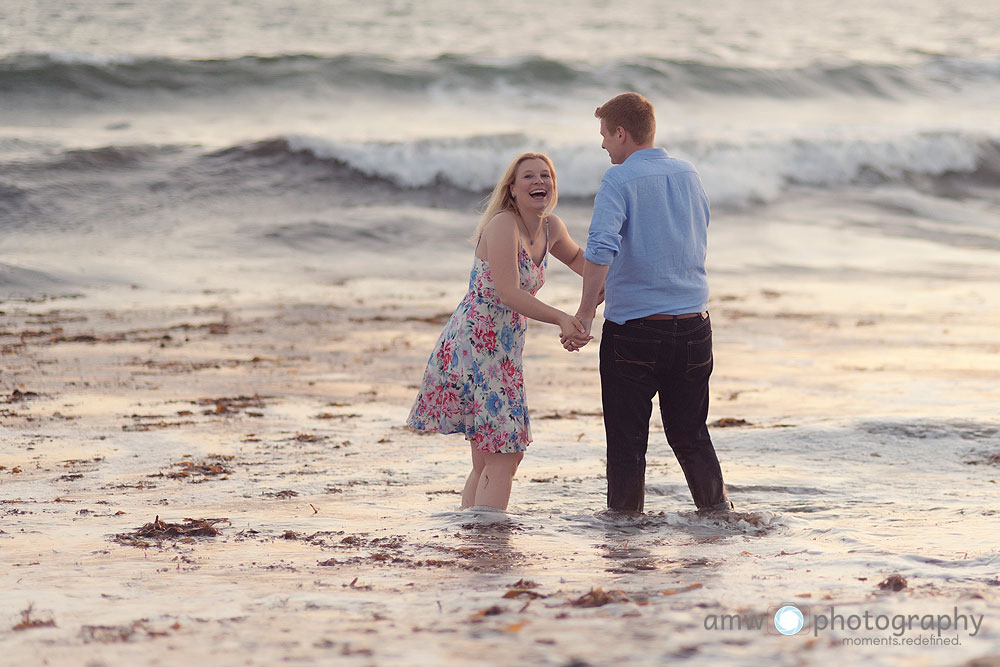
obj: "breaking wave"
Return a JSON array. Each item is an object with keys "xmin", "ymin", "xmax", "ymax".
[
  {"xmin": 3, "ymin": 51, "xmax": 998, "ymax": 104},
  {"xmin": 5, "ymin": 131, "xmax": 999, "ymax": 209}
]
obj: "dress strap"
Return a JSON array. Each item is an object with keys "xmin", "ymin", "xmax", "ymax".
[{"xmin": 544, "ymin": 218, "xmax": 550, "ymax": 253}]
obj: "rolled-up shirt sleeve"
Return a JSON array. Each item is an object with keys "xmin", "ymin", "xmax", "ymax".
[{"xmin": 584, "ymin": 175, "xmax": 626, "ymax": 266}]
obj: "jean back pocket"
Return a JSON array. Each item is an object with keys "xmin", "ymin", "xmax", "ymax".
[{"xmin": 685, "ymin": 332, "xmax": 713, "ymax": 380}]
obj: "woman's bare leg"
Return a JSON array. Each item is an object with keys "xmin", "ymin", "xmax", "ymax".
[
  {"xmin": 474, "ymin": 451, "xmax": 524, "ymax": 510},
  {"xmin": 461, "ymin": 444, "xmax": 487, "ymax": 509}
]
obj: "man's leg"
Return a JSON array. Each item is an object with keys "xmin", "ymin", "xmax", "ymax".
[
  {"xmin": 658, "ymin": 317, "xmax": 730, "ymax": 510},
  {"xmin": 600, "ymin": 321, "xmax": 659, "ymax": 512}
]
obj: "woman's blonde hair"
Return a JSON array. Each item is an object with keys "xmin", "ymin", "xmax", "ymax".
[{"xmin": 471, "ymin": 152, "xmax": 558, "ymax": 243}]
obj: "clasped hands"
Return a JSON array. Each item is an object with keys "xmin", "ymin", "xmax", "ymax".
[{"xmin": 559, "ymin": 313, "xmax": 594, "ymax": 352}]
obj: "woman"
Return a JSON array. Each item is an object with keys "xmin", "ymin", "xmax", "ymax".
[{"xmin": 407, "ymin": 152, "xmax": 590, "ymax": 510}]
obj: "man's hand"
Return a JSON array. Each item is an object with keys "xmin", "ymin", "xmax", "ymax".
[
  {"xmin": 565, "ymin": 258, "xmax": 607, "ymax": 352},
  {"xmin": 557, "ymin": 313, "xmax": 591, "ymax": 353},
  {"xmin": 561, "ymin": 312, "xmax": 594, "ymax": 352},
  {"xmin": 560, "ymin": 333, "xmax": 590, "ymax": 352}
]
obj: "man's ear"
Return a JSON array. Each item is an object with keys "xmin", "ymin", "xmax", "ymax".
[{"xmin": 615, "ymin": 126, "xmax": 628, "ymax": 143}]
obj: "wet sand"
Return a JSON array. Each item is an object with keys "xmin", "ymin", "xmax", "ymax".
[{"xmin": 2, "ymin": 265, "xmax": 1000, "ymax": 666}]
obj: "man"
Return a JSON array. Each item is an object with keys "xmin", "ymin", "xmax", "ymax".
[{"xmin": 566, "ymin": 92, "xmax": 732, "ymax": 513}]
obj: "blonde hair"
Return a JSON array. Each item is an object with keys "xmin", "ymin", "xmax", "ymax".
[
  {"xmin": 595, "ymin": 92, "xmax": 656, "ymax": 145},
  {"xmin": 471, "ymin": 152, "xmax": 558, "ymax": 243}
]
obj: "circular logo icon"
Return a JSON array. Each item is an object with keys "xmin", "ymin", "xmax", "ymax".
[{"xmin": 774, "ymin": 605, "xmax": 804, "ymax": 635}]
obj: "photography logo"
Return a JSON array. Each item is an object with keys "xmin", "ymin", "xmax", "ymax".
[{"xmin": 774, "ymin": 605, "xmax": 805, "ymax": 635}]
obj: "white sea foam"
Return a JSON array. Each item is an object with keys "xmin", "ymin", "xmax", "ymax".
[
  {"xmin": 34, "ymin": 50, "xmax": 139, "ymax": 66},
  {"xmin": 284, "ymin": 130, "xmax": 992, "ymax": 207}
]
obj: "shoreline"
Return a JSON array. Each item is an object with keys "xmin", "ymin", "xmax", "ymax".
[{"xmin": 3, "ymin": 273, "xmax": 999, "ymax": 665}]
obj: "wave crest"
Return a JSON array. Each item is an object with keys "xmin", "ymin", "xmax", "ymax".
[
  {"xmin": 3, "ymin": 51, "xmax": 998, "ymax": 102},
  {"xmin": 277, "ymin": 131, "xmax": 1000, "ymax": 206},
  {"xmin": 5, "ymin": 131, "xmax": 998, "ymax": 210}
]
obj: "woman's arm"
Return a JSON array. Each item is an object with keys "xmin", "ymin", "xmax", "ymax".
[
  {"xmin": 547, "ymin": 214, "xmax": 586, "ymax": 276},
  {"xmin": 484, "ymin": 213, "xmax": 585, "ymax": 339}
]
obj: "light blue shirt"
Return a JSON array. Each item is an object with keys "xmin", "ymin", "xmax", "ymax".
[{"xmin": 585, "ymin": 148, "xmax": 711, "ymax": 325}]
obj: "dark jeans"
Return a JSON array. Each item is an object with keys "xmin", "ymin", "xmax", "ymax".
[{"xmin": 600, "ymin": 314, "xmax": 730, "ymax": 511}]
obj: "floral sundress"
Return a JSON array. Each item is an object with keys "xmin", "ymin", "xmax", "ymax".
[{"xmin": 407, "ymin": 224, "xmax": 548, "ymax": 453}]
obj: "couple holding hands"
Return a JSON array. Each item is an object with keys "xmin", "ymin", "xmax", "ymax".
[{"xmin": 407, "ymin": 93, "xmax": 732, "ymax": 514}]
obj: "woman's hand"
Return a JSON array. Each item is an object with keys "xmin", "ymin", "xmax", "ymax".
[{"xmin": 559, "ymin": 313, "xmax": 592, "ymax": 352}]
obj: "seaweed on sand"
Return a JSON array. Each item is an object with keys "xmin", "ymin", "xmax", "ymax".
[
  {"xmin": 12, "ymin": 604, "xmax": 56, "ymax": 631},
  {"xmin": 113, "ymin": 516, "xmax": 229, "ymax": 547},
  {"xmin": 148, "ymin": 455, "xmax": 234, "ymax": 481},
  {"xmin": 878, "ymin": 574, "xmax": 908, "ymax": 591},
  {"xmin": 570, "ymin": 588, "xmax": 630, "ymax": 608}
]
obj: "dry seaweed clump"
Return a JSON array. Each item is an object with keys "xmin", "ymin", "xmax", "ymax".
[
  {"xmin": 149, "ymin": 454, "xmax": 235, "ymax": 482},
  {"xmin": 964, "ymin": 451, "xmax": 1000, "ymax": 467},
  {"xmin": 195, "ymin": 395, "xmax": 267, "ymax": 415},
  {"xmin": 710, "ymin": 418, "xmax": 751, "ymax": 428},
  {"xmin": 878, "ymin": 574, "xmax": 908, "ymax": 591},
  {"xmin": 113, "ymin": 516, "xmax": 229, "ymax": 547},
  {"xmin": 570, "ymin": 588, "xmax": 631, "ymax": 608},
  {"xmin": 168, "ymin": 455, "xmax": 234, "ymax": 479},
  {"xmin": 12, "ymin": 604, "xmax": 56, "ymax": 631},
  {"xmin": 81, "ymin": 621, "xmax": 174, "ymax": 643},
  {"xmin": 6, "ymin": 389, "xmax": 40, "ymax": 403}
]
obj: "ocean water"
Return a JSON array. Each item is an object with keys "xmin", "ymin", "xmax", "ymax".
[
  {"xmin": 2, "ymin": 0, "xmax": 999, "ymax": 298},
  {"xmin": 2, "ymin": 2, "xmax": 1000, "ymax": 664}
]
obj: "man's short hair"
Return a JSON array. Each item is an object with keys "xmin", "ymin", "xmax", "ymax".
[{"xmin": 595, "ymin": 92, "xmax": 656, "ymax": 145}]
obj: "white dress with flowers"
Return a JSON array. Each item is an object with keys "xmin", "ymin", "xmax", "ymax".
[{"xmin": 407, "ymin": 229, "xmax": 547, "ymax": 454}]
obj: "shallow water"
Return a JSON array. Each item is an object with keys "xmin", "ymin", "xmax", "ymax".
[{"xmin": 3, "ymin": 278, "xmax": 998, "ymax": 664}]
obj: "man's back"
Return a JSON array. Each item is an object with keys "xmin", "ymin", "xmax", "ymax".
[
  {"xmin": 574, "ymin": 91, "xmax": 731, "ymax": 513},
  {"xmin": 584, "ymin": 147, "xmax": 711, "ymax": 324}
]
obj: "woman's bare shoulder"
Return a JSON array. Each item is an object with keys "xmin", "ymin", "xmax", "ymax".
[
  {"xmin": 489, "ymin": 210, "xmax": 518, "ymax": 224},
  {"xmin": 545, "ymin": 213, "xmax": 570, "ymax": 234},
  {"xmin": 485, "ymin": 211, "xmax": 518, "ymax": 233}
]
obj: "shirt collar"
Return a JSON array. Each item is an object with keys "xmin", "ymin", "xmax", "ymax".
[{"xmin": 624, "ymin": 147, "xmax": 670, "ymax": 164}]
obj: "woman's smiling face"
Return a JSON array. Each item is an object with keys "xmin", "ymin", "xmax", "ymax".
[{"xmin": 509, "ymin": 157, "xmax": 554, "ymax": 212}]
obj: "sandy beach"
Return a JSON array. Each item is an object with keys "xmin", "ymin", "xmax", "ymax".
[
  {"xmin": 3, "ymin": 244, "xmax": 999, "ymax": 665},
  {"xmin": 4, "ymin": 1, "xmax": 1000, "ymax": 663}
]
